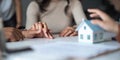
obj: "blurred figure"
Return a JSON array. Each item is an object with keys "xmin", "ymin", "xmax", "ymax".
[
  {"xmin": 1, "ymin": 0, "xmax": 22, "ymax": 28},
  {"xmin": 88, "ymin": 9, "xmax": 120, "ymax": 42},
  {"xmin": 3, "ymin": 26, "xmax": 42, "ymax": 42},
  {"xmin": 109, "ymin": 0, "xmax": 120, "ymax": 12},
  {"xmin": 26, "ymin": 0, "xmax": 86, "ymax": 38},
  {"xmin": 0, "ymin": 0, "xmax": 47, "ymax": 42},
  {"xmin": 88, "ymin": 0, "xmax": 120, "ymax": 42},
  {"xmin": 80, "ymin": 0, "xmax": 120, "ymax": 21}
]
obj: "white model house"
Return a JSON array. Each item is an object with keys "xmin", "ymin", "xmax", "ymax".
[{"xmin": 76, "ymin": 19, "xmax": 115, "ymax": 43}]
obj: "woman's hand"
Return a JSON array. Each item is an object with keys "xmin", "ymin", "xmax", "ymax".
[
  {"xmin": 60, "ymin": 26, "xmax": 77, "ymax": 37},
  {"xmin": 30, "ymin": 22, "xmax": 53, "ymax": 39},
  {"xmin": 88, "ymin": 9, "xmax": 119, "ymax": 34}
]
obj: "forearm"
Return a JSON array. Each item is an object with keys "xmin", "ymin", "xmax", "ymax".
[
  {"xmin": 72, "ymin": 0, "xmax": 86, "ymax": 26},
  {"xmin": 14, "ymin": 0, "xmax": 22, "ymax": 25},
  {"xmin": 116, "ymin": 25, "xmax": 120, "ymax": 42}
]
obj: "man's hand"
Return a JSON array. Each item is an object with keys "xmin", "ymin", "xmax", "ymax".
[
  {"xmin": 4, "ymin": 27, "xmax": 24, "ymax": 42},
  {"xmin": 88, "ymin": 9, "xmax": 119, "ymax": 34},
  {"xmin": 60, "ymin": 27, "xmax": 77, "ymax": 37},
  {"xmin": 22, "ymin": 30, "xmax": 40, "ymax": 38}
]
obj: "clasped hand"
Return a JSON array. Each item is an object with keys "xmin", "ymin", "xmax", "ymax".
[{"xmin": 30, "ymin": 22, "xmax": 77, "ymax": 39}]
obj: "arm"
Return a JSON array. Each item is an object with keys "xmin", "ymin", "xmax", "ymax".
[
  {"xmin": 14, "ymin": 0, "xmax": 22, "ymax": 28},
  {"xmin": 88, "ymin": 9, "xmax": 120, "ymax": 43},
  {"xmin": 26, "ymin": 1, "xmax": 40, "ymax": 29},
  {"xmin": 59, "ymin": 0, "xmax": 86, "ymax": 37},
  {"xmin": 116, "ymin": 25, "xmax": 120, "ymax": 42},
  {"xmin": 71, "ymin": 0, "xmax": 86, "ymax": 26}
]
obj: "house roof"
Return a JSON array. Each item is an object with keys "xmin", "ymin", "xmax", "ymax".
[{"xmin": 76, "ymin": 19, "xmax": 105, "ymax": 32}]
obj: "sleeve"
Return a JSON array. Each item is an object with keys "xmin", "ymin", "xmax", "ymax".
[
  {"xmin": 26, "ymin": 1, "xmax": 40, "ymax": 29},
  {"xmin": 71, "ymin": 0, "xmax": 86, "ymax": 26},
  {"xmin": 116, "ymin": 25, "xmax": 120, "ymax": 43}
]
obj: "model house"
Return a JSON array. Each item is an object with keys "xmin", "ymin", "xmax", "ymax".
[{"xmin": 76, "ymin": 19, "xmax": 115, "ymax": 43}]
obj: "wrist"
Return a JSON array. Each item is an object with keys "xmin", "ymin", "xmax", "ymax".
[
  {"xmin": 114, "ymin": 23, "xmax": 119, "ymax": 34},
  {"xmin": 115, "ymin": 24, "xmax": 120, "ymax": 42}
]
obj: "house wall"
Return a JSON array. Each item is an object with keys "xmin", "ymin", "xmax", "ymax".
[
  {"xmin": 93, "ymin": 32, "xmax": 104, "ymax": 43},
  {"xmin": 78, "ymin": 24, "xmax": 93, "ymax": 43}
]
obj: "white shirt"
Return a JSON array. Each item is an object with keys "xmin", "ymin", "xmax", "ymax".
[{"xmin": 26, "ymin": 0, "xmax": 86, "ymax": 33}]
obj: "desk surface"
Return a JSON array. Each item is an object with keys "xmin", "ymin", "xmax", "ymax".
[{"xmin": 5, "ymin": 35, "xmax": 120, "ymax": 60}]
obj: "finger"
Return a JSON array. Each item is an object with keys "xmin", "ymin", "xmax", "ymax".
[
  {"xmin": 14, "ymin": 30, "xmax": 22, "ymax": 41},
  {"xmin": 47, "ymin": 32, "xmax": 54, "ymax": 39},
  {"xmin": 70, "ymin": 31, "xmax": 78, "ymax": 36},
  {"xmin": 15, "ymin": 29, "xmax": 24, "ymax": 40},
  {"xmin": 90, "ymin": 13, "xmax": 99, "ymax": 18},
  {"xmin": 88, "ymin": 9, "xmax": 111, "ymax": 21},
  {"xmin": 91, "ymin": 20, "xmax": 105, "ymax": 29},
  {"xmin": 35, "ymin": 23, "xmax": 39, "ymax": 30},
  {"xmin": 10, "ymin": 32, "xmax": 18, "ymax": 42},
  {"xmin": 64, "ymin": 29, "xmax": 73, "ymax": 37},
  {"xmin": 43, "ymin": 30, "xmax": 49, "ymax": 38},
  {"xmin": 42, "ymin": 22, "xmax": 48, "ymax": 32},
  {"xmin": 29, "ymin": 30, "xmax": 40, "ymax": 35},
  {"xmin": 38, "ymin": 22, "xmax": 42, "ymax": 33},
  {"xmin": 60, "ymin": 29, "xmax": 68, "ymax": 37},
  {"xmin": 42, "ymin": 22, "xmax": 49, "ymax": 38}
]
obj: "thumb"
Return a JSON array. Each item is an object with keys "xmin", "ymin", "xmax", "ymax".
[{"xmin": 28, "ymin": 30, "xmax": 40, "ymax": 35}]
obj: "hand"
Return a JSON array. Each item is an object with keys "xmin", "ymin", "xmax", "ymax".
[
  {"xmin": 30, "ymin": 22, "xmax": 53, "ymax": 39},
  {"xmin": 60, "ymin": 27, "xmax": 78, "ymax": 37},
  {"xmin": 88, "ymin": 9, "xmax": 119, "ymax": 34},
  {"xmin": 3, "ymin": 27, "xmax": 24, "ymax": 42},
  {"xmin": 21, "ymin": 30, "xmax": 40, "ymax": 38}
]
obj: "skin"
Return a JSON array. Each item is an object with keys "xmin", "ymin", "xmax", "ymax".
[
  {"xmin": 60, "ymin": 26, "xmax": 77, "ymax": 37},
  {"xmin": 14, "ymin": 0, "xmax": 22, "ymax": 28},
  {"xmin": 88, "ymin": 9, "xmax": 119, "ymax": 34},
  {"xmin": 4, "ymin": 27, "xmax": 42, "ymax": 42},
  {"xmin": 4, "ymin": 27, "xmax": 24, "ymax": 42},
  {"xmin": 30, "ymin": 22, "xmax": 54, "ymax": 39},
  {"xmin": 29, "ymin": 0, "xmax": 78, "ymax": 38}
]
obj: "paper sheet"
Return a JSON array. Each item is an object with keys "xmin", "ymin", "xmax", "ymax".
[{"xmin": 31, "ymin": 41, "xmax": 120, "ymax": 59}]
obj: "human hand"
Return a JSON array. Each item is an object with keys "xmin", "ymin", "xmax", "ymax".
[
  {"xmin": 4, "ymin": 27, "xmax": 24, "ymax": 42},
  {"xmin": 30, "ymin": 22, "xmax": 53, "ymax": 39},
  {"xmin": 88, "ymin": 9, "xmax": 119, "ymax": 34},
  {"xmin": 60, "ymin": 26, "xmax": 77, "ymax": 37},
  {"xmin": 21, "ymin": 29, "xmax": 40, "ymax": 38}
]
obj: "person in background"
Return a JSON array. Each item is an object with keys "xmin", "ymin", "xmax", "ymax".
[
  {"xmin": 1, "ymin": 0, "xmax": 22, "ymax": 28},
  {"xmin": 88, "ymin": 9, "xmax": 120, "ymax": 42},
  {"xmin": 87, "ymin": 0, "xmax": 120, "ymax": 42},
  {"xmin": 26, "ymin": 0, "xmax": 86, "ymax": 38},
  {"xmin": 0, "ymin": 0, "xmax": 52, "ymax": 41},
  {"xmin": 88, "ymin": 0, "xmax": 120, "ymax": 42}
]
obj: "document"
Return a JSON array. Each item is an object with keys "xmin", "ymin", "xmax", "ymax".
[{"xmin": 31, "ymin": 41, "xmax": 120, "ymax": 59}]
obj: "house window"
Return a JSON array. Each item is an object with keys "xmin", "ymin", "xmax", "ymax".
[
  {"xmin": 94, "ymin": 34, "xmax": 97, "ymax": 40},
  {"xmin": 87, "ymin": 35, "xmax": 90, "ymax": 40},
  {"xmin": 99, "ymin": 33, "xmax": 103, "ymax": 39},
  {"xmin": 84, "ymin": 26, "xmax": 86, "ymax": 30},
  {"xmin": 80, "ymin": 34, "xmax": 83, "ymax": 39}
]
